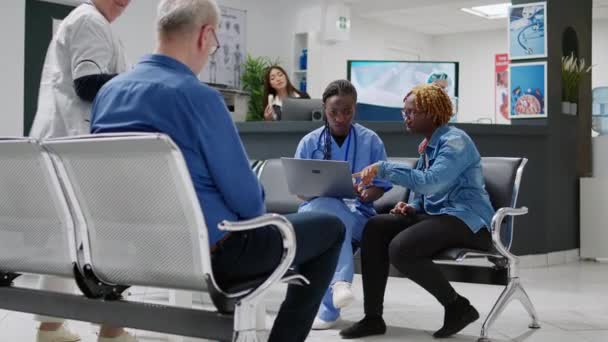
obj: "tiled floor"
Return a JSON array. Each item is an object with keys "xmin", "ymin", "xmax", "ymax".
[{"xmin": 1, "ymin": 260, "xmax": 607, "ymax": 342}]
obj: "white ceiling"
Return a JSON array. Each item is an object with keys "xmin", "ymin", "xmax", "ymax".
[{"xmin": 347, "ymin": 0, "xmax": 608, "ymax": 35}]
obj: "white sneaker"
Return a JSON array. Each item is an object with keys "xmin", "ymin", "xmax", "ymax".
[
  {"xmin": 312, "ymin": 316, "xmax": 339, "ymax": 330},
  {"xmin": 332, "ymin": 281, "xmax": 355, "ymax": 309},
  {"xmin": 97, "ymin": 331, "xmax": 138, "ymax": 342},
  {"xmin": 36, "ymin": 326, "xmax": 81, "ymax": 342}
]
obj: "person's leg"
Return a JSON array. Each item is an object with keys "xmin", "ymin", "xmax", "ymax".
[
  {"xmin": 388, "ymin": 215, "xmax": 490, "ymax": 306},
  {"xmin": 35, "ymin": 276, "xmax": 81, "ymax": 342},
  {"xmin": 340, "ymin": 213, "xmax": 419, "ymax": 339},
  {"xmin": 269, "ymin": 212, "xmax": 344, "ymax": 342},
  {"xmin": 361, "ymin": 214, "xmax": 419, "ymax": 317},
  {"xmin": 298, "ymin": 198, "xmax": 365, "ymax": 326},
  {"xmin": 298, "ymin": 198, "xmax": 357, "ymax": 285},
  {"xmin": 36, "ymin": 276, "xmax": 74, "ymax": 325},
  {"xmin": 315, "ymin": 228, "xmax": 359, "ymax": 326},
  {"xmin": 211, "ymin": 212, "xmax": 345, "ymax": 342},
  {"xmin": 387, "ymin": 215, "xmax": 491, "ymax": 338},
  {"xmin": 34, "ymin": 276, "xmax": 135, "ymax": 341}
]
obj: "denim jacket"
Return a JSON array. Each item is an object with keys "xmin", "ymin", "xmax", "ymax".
[{"xmin": 377, "ymin": 125, "xmax": 495, "ymax": 232}]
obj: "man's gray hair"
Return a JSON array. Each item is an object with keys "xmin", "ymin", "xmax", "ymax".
[{"xmin": 157, "ymin": 0, "xmax": 220, "ymax": 37}]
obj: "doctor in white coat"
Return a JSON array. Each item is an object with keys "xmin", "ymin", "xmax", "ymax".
[{"xmin": 29, "ymin": 1, "xmax": 134, "ymax": 342}]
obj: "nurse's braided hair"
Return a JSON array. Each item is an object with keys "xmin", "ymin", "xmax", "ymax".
[
  {"xmin": 321, "ymin": 80, "xmax": 358, "ymax": 160},
  {"xmin": 405, "ymin": 84, "xmax": 453, "ymax": 126}
]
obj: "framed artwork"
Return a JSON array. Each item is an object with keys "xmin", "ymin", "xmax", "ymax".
[
  {"xmin": 509, "ymin": 62, "xmax": 547, "ymax": 119},
  {"xmin": 495, "ymin": 53, "xmax": 510, "ymax": 124},
  {"xmin": 508, "ymin": 2, "xmax": 547, "ymax": 60}
]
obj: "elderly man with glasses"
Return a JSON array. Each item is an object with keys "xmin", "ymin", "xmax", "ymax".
[{"xmin": 88, "ymin": 1, "xmax": 345, "ymax": 341}]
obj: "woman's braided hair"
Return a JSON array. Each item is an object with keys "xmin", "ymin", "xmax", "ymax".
[
  {"xmin": 321, "ymin": 80, "xmax": 358, "ymax": 160},
  {"xmin": 406, "ymin": 84, "xmax": 453, "ymax": 126}
]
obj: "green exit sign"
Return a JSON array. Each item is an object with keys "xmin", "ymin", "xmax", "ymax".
[{"xmin": 336, "ymin": 16, "xmax": 350, "ymax": 30}]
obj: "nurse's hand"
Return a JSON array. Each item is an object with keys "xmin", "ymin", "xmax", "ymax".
[
  {"xmin": 353, "ymin": 163, "xmax": 380, "ymax": 186},
  {"xmin": 358, "ymin": 186, "xmax": 385, "ymax": 203},
  {"xmin": 390, "ymin": 201, "xmax": 416, "ymax": 216},
  {"xmin": 264, "ymin": 104, "xmax": 275, "ymax": 121}
]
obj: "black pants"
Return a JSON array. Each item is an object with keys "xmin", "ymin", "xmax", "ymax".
[
  {"xmin": 361, "ymin": 213, "xmax": 491, "ymax": 316},
  {"xmin": 211, "ymin": 212, "xmax": 345, "ymax": 342}
]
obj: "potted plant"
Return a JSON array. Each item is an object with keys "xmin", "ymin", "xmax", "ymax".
[
  {"xmin": 241, "ymin": 54, "xmax": 280, "ymax": 121},
  {"xmin": 561, "ymin": 53, "xmax": 593, "ymax": 115}
]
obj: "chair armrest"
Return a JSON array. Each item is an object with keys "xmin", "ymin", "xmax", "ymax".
[
  {"xmin": 490, "ymin": 207, "xmax": 528, "ymax": 272},
  {"xmin": 218, "ymin": 213, "xmax": 296, "ymax": 300}
]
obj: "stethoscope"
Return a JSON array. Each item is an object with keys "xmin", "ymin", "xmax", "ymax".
[{"xmin": 312, "ymin": 124, "xmax": 358, "ymax": 174}]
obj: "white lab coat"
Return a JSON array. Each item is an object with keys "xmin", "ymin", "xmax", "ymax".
[
  {"xmin": 30, "ymin": 2, "xmax": 127, "ymax": 324},
  {"xmin": 29, "ymin": 2, "xmax": 127, "ymax": 139}
]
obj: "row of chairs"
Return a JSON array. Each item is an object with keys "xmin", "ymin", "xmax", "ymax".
[
  {"xmin": 252, "ymin": 156, "xmax": 540, "ymax": 342},
  {"xmin": 0, "ymin": 132, "xmax": 540, "ymax": 342},
  {"xmin": 0, "ymin": 133, "xmax": 299, "ymax": 342}
]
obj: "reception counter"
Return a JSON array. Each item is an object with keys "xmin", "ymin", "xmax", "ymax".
[
  {"xmin": 236, "ymin": 121, "xmax": 575, "ymax": 258},
  {"xmin": 237, "ymin": 121, "xmax": 548, "ymax": 158}
]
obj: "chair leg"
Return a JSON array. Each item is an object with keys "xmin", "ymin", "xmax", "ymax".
[
  {"xmin": 478, "ymin": 278, "xmax": 540, "ymax": 342},
  {"xmin": 233, "ymin": 299, "xmax": 267, "ymax": 342},
  {"xmin": 168, "ymin": 290, "xmax": 193, "ymax": 342},
  {"xmin": 478, "ymin": 279, "xmax": 518, "ymax": 342},
  {"xmin": 513, "ymin": 281, "xmax": 541, "ymax": 329}
]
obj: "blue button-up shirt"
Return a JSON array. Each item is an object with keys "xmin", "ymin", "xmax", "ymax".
[
  {"xmin": 377, "ymin": 125, "xmax": 495, "ymax": 232},
  {"xmin": 90, "ymin": 54, "xmax": 265, "ymax": 246}
]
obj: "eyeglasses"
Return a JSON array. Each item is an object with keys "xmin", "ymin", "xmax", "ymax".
[
  {"xmin": 401, "ymin": 109, "xmax": 424, "ymax": 121},
  {"xmin": 208, "ymin": 28, "xmax": 221, "ymax": 56}
]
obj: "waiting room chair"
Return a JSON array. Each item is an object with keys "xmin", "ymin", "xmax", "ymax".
[
  {"xmin": 257, "ymin": 157, "xmax": 420, "ymax": 216},
  {"xmin": 257, "ymin": 158, "xmax": 303, "ymax": 214},
  {"xmin": 0, "ymin": 137, "xmax": 77, "ymax": 286},
  {"xmin": 433, "ymin": 157, "xmax": 540, "ymax": 341},
  {"xmin": 42, "ymin": 133, "xmax": 302, "ymax": 342}
]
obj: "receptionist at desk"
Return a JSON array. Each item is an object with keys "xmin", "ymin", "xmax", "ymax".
[{"xmin": 263, "ymin": 65, "xmax": 310, "ymax": 121}]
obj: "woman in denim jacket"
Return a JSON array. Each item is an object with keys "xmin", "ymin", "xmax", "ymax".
[{"xmin": 343, "ymin": 84, "xmax": 495, "ymax": 339}]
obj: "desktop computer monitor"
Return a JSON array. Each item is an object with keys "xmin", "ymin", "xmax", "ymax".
[{"xmin": 282, "ymin": 98, "xmax": 324, "ymax": 121}]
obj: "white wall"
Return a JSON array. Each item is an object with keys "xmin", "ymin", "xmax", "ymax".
[
  {"xmin": 314, "ymin": 16, "xmax": 433, "ymax": 98},
  {"xmin": 0, "ymin": 1, "xmax": 25, "ymax": 136},
  {"xmin": 0, "ymin": 0, "xmax": 299, "ymax": 136},
  {"xmin": 294, "ymin": 9, "xmax": 433, "ymax": 97},
  {"xmin": 117, "ymin": 1, "xmax": 434, "ymax": 99},
  {"xmin": 114, "ymin": 0, "xmax": 296, "ymax": 70},
  {"xmin": 431, "ymin": 29, "xmax": 507, "ymax": 124},
  {"xmin": 593, "ymin": 19, "xmax": 608, "ymax": 89},
  {"xmin": 3, "ymin": 1, "xmax": 608, "ymax": 133}
]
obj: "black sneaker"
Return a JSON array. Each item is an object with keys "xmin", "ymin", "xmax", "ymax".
[
  {"xmin": 340, "ymin": 315, "xmax": 387, "ymax": 339},
  {"xmin": 433, "ymin": 296, "xmax": 480, "ymax": 338}
]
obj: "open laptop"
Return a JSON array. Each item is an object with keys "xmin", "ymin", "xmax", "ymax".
[{"xmin": 281, "ymin": 158, "xmax": 357, "ymax": 198}]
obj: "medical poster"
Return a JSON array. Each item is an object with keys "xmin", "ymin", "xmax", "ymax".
[
  {"xmin": 509, "ymin": 62, "xmax": 547, "ymax": 119},
  {"xmin": 495, "ymin": 54, "xmax": 510, "ymax": 124},
  {"xmin": 199, "ymin": 6, "xmax": 246, "ymax": 89},
  {"xmin": 508, "ymin": 2, "xmax": 547, "ymax": 60}
]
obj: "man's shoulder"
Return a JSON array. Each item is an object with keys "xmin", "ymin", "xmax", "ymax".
[{"xmin": 191, "ymin": 81, "xmax": 222, "ymax": 98}]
